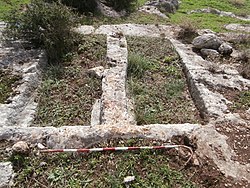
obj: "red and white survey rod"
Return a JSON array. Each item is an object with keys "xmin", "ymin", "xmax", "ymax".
[
  {"xmin": 40, "ymin": 145, "xmax": 194, "ymax": 169},
  {"xmin": 40, "ymin": 145, "xmax": 193, "ymax": 154}
]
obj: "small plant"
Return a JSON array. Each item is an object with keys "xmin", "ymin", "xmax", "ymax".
[
  {"xmin": 9, "ymin": 154, "xmax": 27, "ymax": 169},
  {"xmin": 231, "ymin": 91, "xmax": 250, "ymax": 110},
  {"xmin": 164, "ymin": 79, "xmax": 185, "ymax": 99},
  {"xmin": 127, "ymin": 52, "xmax": 151, "ymax": 78},
  {"xmin": 4, "ymin": 0, "xmax": 79, "ymax": 64},
  {"xmin": 177, "ymin": 18, "xmax": 199, "ymax": 44}
]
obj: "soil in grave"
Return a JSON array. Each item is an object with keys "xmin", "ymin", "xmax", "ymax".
[
  {"xmin": 34, "ymin": 35, "xmax": 107, "ymax": 127},
  {"xmin": 0, "ymin": 69, "xmax": 21, "ymax": 104},
  {"xmin": 215, "ymin": 121, "xmax": 250, "ymax": 166},
  {"xmin": 1, "ymin": 137, "xmax": 246, "ymax": 188},
  {"xmin": 126, "ymin": 36, "xmax": 203, "ymax": 125}
]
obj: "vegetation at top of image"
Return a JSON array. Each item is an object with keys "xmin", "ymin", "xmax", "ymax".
[
  {"xmin": 4, "ymin": 0, "xmax": 80, "ymax": 64},
  {"xmin": 0, "ymin": 70, "xmax": 21, "ymax": 104}
]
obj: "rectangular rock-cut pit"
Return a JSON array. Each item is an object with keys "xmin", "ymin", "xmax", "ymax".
[
  {"xmin": 33, "ymin": 35, "xmax": 107, "ymax": 127},
  {"xmin": 126, "ymin": 36, "xmax": 202, "ymax": 125}
]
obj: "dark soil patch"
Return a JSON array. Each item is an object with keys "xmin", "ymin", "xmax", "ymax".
[
  {"xmin": 0, "ymin": 140, "xmax": 14, "ymax": 161},
  {"xmin": 215, "ymin": 121, "xmax": 250, "ymax": 166},
  {"xmin": 0, "ymin": 69, "xmax": 21, "ymax": 104},
  {"xmin": 127, "ymin": 36, "xmax": 202, "ymax": 125},
  {"xmin": 34, "ymin": 35, "xmax": 107, "ymax": 127}
]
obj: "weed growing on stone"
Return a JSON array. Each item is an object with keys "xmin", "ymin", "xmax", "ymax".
[
  {"xmin": 34, "ymin": 35, "xmax": 106, "ymax": 127},
  {"xmin": 0, "ymin": 70, "xmax": 21, "ymax": 104},
  {"xmin": 127, "ymin": 36, "xmax": 201, "ymax": 125}
]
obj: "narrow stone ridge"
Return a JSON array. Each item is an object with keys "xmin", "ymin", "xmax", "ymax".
[{"xmin": 100, "ymin": 34, "xmax": 135, "ymax": 125}]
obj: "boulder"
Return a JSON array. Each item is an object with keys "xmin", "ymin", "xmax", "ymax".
[
  {"xmin": 218, "ymin": 42, "xmax": 233, "ymax": 55},
  {"xmin": 200, "ymin": 48, "xmax": 220, "ymax": 58},
  {"xmin": 12, "ymin": 141, "xmax": 29, "ymax": 154},
  {"xmin": 192, "ymin": 34, "xmax": 223, "ymax": 50},
  {"xmin": 146, "ymin": 0, "xmax": 179, "ymax": 13}
]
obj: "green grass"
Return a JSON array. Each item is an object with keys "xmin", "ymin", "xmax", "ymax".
[
  {"xmin": 231, "ymin": 91, "xmax": 250, "ymax": 111},
  {"xmin": 9, "ymin": 138, "xmax": 196, "ymax": 188},
  {"xmin": 0, "ymin": 70, "xmax": 21, "ymax": 103},
  {"xmin": 170, "ymin": 0, "xmax": 250, "ymax": 32},
  {"xmin": 173, "ymin": 0, "xmax": 250, "ymax": 16},
  {"xmin": 34, "ymin": 35, "xmax": 106, "ymax": 127},
  {"xmin": 0, "ymin": 0, "xmax": 30, "ymax": 20},
  {"xmin": 127, "ymin": 36, "xmax": 201, "ymax": 125}
]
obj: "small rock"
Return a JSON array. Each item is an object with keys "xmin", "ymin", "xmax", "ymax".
[
  {"xmin": 193, "ymin": 158, "xmax": 200, "ymax": 166},
  {"xmin": 37, "ymin": 143, "xmax": 46, "ymax": 150},
  {"xmin": 39, "ymin": 162, "xmax": 47, "ymax": 167},
  {"xmin": 200, "ymin": 48, "xmax": 220, "ymax": 58},
  {"xmin": 12, "ymin": 141, "xmax": 29, "ymax": 154},
  {"xmin": 192, "ymin": 34, "xmax": 223, "ymax": 50},
  {"xmin": 247, "ymin": 108, "xmax": 250, "ymax": 114},
  {"xmin": 87, "ymin": 66, "xmax": 105, "ymax": 79},
  {"xmin": 123, "ymin": 176, "xmax": 135, "ymax": 183},
  {"xmin": 218, "ymin": 42, "xmax": 233, "ymax": 55}
]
